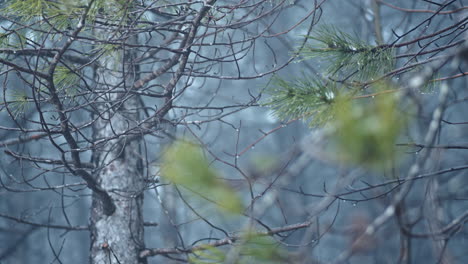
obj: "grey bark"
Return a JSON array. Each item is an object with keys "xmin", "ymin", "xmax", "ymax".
[{"xmin": 89, "ymin": 12, "xmax": 146, "ymax": 264}]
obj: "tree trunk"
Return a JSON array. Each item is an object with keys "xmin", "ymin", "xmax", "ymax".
[{"xmin": 89, "ymin": 11, "xmax": 145, "ymax": 264}]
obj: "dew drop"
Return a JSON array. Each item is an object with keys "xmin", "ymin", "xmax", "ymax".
[{"xmin": 352, "ymin": 203, "xmax": 357, "ymax": 207}]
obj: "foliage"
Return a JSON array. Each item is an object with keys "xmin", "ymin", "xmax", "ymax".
[
  {"xmin": 235, "ymin": 234, "xmax": 287, "ymax": 264},
  {"xmin": 267, "ymin": 25, "xmax": 406, "ymax": 168},
  {"xmin": 0, "ymin": 29, "xmax": 28, "ymax": 52},
  {"xmin": 264, "ymin": 75, "xmax": 337, "ymax": 126},
  {"xmin": 0, "ymin": 33, "xmax": 10, "ymax": 49},
  {"xmin": 189, "ymin": 232, "xmax": 287, "ymax": 264},
  {"xmin": 4, "ymin": 0, "xmax": 79, "ymax": 29},
  {"xmin": 331, "ymin": 86, "xmax": 405, "ymax": 168},
  {"xmin": 1, "ymin": 0, "xmax": 462, "ymax": 262},
  {"xmin": 162, "ymin": 140, "xmax": 243, "ymax": 214},
  {"xmin": 4, "ymin": 90, "xmax": 29, "ymax": 119},
  {"xmin": 250, "ymin": 155, "xmax": 279, "ymax": 174},
  {"xmin": 53, "ymin": 66, "xmax": 80, "ymax": 97},
  {"xmin": 266, "ymin": 78, "xmax": 405, "ymax": 168},
  {"xmin": 301, "ymin": 25, "xmax": 394, "ymax": 80}
]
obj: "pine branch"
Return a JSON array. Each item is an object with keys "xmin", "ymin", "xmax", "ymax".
[
  {"xmin": 301, "ymin": 25, "xmax": 394, "ymax": 80},
  {"xmin": 264, "ymin": 76, "xmax": 337, "ymax": 126}
]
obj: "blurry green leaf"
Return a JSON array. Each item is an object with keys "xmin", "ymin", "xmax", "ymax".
[
  {"xmin": 237, "ymin": 233, "xmax": 287, "ymax": 264},
  {"xmin": 189, "ymin": 233, "xmax": 288, "ymax": 264},
  {"xmin": 190, "ymin": 245, "xmax": 226, "ymax": 264},
  {"xmin": 162, "ymin": 140, "xmax": 243, "ymax": 214},
  {"xmin": 332, "ymin": 84, "xmax": 405, "ymax": 168},
  {"xmin": 251, "ymin": 155, "xmax": 278, "ymax": 174}
]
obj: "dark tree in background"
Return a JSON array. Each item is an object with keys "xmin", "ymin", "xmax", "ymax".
[{"xmin": 0, "ymin": 0, "xmax": 467, "ymax": 264}]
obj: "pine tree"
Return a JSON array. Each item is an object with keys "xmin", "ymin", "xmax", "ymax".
[{"xmin": 0, "ymin": 0, "xmax": 314, "ymax": 263}]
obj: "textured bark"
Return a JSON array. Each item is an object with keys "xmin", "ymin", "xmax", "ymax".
[{"xmin": 89, "ymin": 13, "xmax": 145, "ymax": 264}]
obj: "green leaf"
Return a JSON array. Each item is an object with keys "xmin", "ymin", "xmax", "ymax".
[
  {"xmin": 190, "ymin": 245, "xmax": 226, "ymax": 264},
  {"xmin": 188, "ymin": 232, "xmax": 288, "ymax": 264},
  {"xmin": 162, "ymin": 140, "xmax": 243, "ymax": 214},
  {"xmin": 250, "ymin": 155, "xmax": 278, "ymax": 174},
  {"xmin": 237, "ymin": 233, "xmax": 287, "ymax": 264},
  {"xmin": 331, "ymin": 84, "xmax": 405, "ymax": 168}
]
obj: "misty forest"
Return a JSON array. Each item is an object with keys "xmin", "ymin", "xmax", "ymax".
[{"xmin": 0, "ymin": 0, "xmax": 467, "ymax": 263}]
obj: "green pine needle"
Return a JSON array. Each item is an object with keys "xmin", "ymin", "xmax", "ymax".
[
  {"xmin": 7, "ymin": 90, "xmax": 30, "ymax": 119},
  {"xmin": 302, "ymin": 25, "xmax": 394, "ymax": 80},
  {"xmin": 264, "ymin": 75, "xmax": 337, "ymax": 125},
  {"xmin": 53, "ymin": 66, "xmax": 80, "ymax": 97}
]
